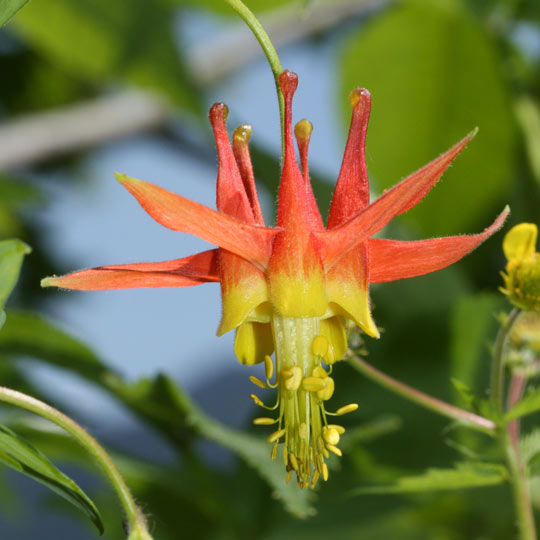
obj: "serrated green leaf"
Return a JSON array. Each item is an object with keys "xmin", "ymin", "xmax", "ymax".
[
  {"xmin": 0, "ymin": 239, "xmax": 31, "ymax": 331},
  {"xmin": 0, "ymin": 0, "xmax": 29, "ymax": 26},
  {"xmin": 505, "ymin": 386, "xmax": 540, "ymax": 422},
  {"xmin": 10, "ymin": 0, "xmax": 199, "ymax": 110},
  {"xmin": 0, "ymin": 424, "xmax": 103, "ymax": 533},
  {"xmin": 351, "ymin": 461, "xmax": 508, "ymax": 495},
  {"xmin": 340, "ymin": 0, "xmax": 515, "ymax": 235}
]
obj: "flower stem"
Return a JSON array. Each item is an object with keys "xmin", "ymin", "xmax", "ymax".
[
  {"xmin": 491, "ymin": 307, "xmax": 521, "ymax": 409},
  {"xmin": 502, "ymin": 423, "xmax": 537, "ymax": 540},
  {"xmin": 0, "ymin": 386, "xmax": 152, "ymax": 539},
  {"xmin": 224, "ymin": 0, "xmax": 285, "ymax": 151},
  {"xmin": 347, "ymin": 352, "xmax": 496, "ymax": 433}
]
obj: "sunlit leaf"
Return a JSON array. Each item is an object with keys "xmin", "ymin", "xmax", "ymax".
[
  {"xmin": 351, "ymin": 461, "xmax": 508, "ymax": 495},
  {"xmin": 0, "ymin": 0, "xmax": 29, "ymax": 26},
  {"xmin": 0, "ymin": 240, "xmax": 30, "ymax": 330},
  {"xmin": 10, "ymin": 0, "xmax": 199, "ymax": 110},
  {"xmin": 0, "ymin": 424, "xmax": 103, "ymax": 533},
  {"xmin": 340, "ymin": 0, "xmax": 515, "ymax": 235}
]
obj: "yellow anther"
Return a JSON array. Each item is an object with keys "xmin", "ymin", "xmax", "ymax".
[
  {"xmin": 249, "ymin": 375, "xmax": 267, "ymax": 389},
  {"xmin": 286, "ymin": 470, "xmax": 292, "ymax": 485},
  {"xmin": 322, "ymin": 463, "xmax": 329, "ymax": 482},
  {"xmin": 289, "ymin": 453, "xmax": 299, "ymax": 471},
  {"xmin": 312, "ymin": 335, "xmax": 329, "ymax": 357},
  {"xmin": 294, "ymin": 118, "xmax": 313, "ymax": 142},
  {"xmin": 249, "ymin": 393, "xmax": 264, "ymax": 407},
  {"xmin": 317, "ymin": 454, "xmax": 324, "ymax": 474},
  {"xmin": 322, "ymin": 447, "xmax": 330, "ymax": 459},
  {"xmin": 327, "ymin": 424, "xmax": 346, "ymax": 435},
  {"xmin": 283, "ymin": 366, "xmax": 302, "ymax": 391},
  {"xmin": 264, "ymin": 355, "xmax": 274, "ymax": 380},
  {"xmin": 271, "ymin": 442, "xmax": 278, "ymax": 461},
  {"xmin": 317, "ymin": 436, "xmax": 325, "ymax": 453},
  {"xmin": 336, "ymin": 403, "xmax": 359, "ymax": 416},
  {"xmin": 311, "ymin": 470, "xmax": 320, "ymax": 488},
  {"xmin": 317, "ymin": 377, "xmax": 335, "ymax": 401},
  {"xmin": 312, "ymin": 366, "xmax": 328, "ymax": 378},
  {"xmin": 233, "ymin": 124, "xmax": 252, "ymax": 144},
  {"xmin": 302, "ymin": 376, "xmax": 326, "ymax": 392},
  {"xmin": 326, "ymin": 444, "xmax": 342, "ymax": 457},
  {"xmin": 253, "ymin": 417, "xmax": 276, "ymax": 425},
  {"xmin": 283, "ymin": 446, "xmax": 288, "ymax": 467},
  {"xmin": 299, "ymin": 422, "xmax": 309, "ymax": 440},
  {"xmin": 324, "ymin": 344, "xmax": 336, "ymax": 365},
  {"xmin": 323, "ymin": 427, "xmax": 340, "ymax": 446},
  {"xmin": 267, "ymin": 428, "xmax": 286, "ymax": 443},
  {"xmin": 304, "ymin": 480, "xmax": 310, "ymax": 489}
]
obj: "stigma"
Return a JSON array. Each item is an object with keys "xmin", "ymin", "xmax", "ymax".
[{"xmin": 250, "ymin": 314, "xmax": 358, "ymax": 489}]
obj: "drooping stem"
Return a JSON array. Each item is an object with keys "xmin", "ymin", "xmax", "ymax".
[
  {"xmin": 491, "ymin": 307, "xmax": 521, "ymax": 409},
  {"xmin": 0, "ymin": 386, "xmax": 152, "ymax": 539},
  {"xmin": 224, "ymin": 0, "xmax": 285, "ymax": 152},
  {"xmin": 347, "ymin": 352, "xmax": 496, "ymax": 433}
]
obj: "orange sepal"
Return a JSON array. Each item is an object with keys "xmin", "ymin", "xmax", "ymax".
[{"xmin": 41, "ymin": 249, "xmax": 219, "ymax": 290}]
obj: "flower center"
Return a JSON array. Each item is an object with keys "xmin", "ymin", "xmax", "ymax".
[{"xmin": 250, "ymin": 313, "xmax": 358, "ymax": 489}]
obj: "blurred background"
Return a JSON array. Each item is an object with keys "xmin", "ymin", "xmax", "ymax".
[{"xmin": 0, "ymin": 0, "xmax": 539, "ymax": 538}]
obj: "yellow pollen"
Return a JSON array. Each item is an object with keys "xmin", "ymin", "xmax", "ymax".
[
  {"xmin": 336, "ymin": 403, "xmax": 359, "ymax": 415},
  {"xmin": 324, "ymin": 345, "xmax": 336, "ymax": 365},
  {"xmin": 271, "ymin": 442, "xmax": 278, "ymax": 461},
  {"xmin": 268, "ymin": 428, "xmax": 286, "ymax": 443},
  {"xmin": 312, "ymin": 335, "xmax": 329, "ymax": 357},
  {"xmin": 253, "ymin": 417, "xmax": 276, "ymax": 425},
  {"xmin": 249, "ymin": 375, "xmax": 267, "ymax": 389},
  {"xmin": 327, "ymin": 424, "xmax": 345, "ymax": 434},
  {"xmin": 311, "ymin": 470, "xmax": 320, "ymax": 488},
  {"xmin": 322, "ymin": 463, "xmax": 329, "ymax": 482},
  {"xmin": 326, "ymin": 444, "xmax": 342, "ymax": 457},
  {"xmin": 283, "ymin": 446, "xmax": 288, "ymax": 467},
  {"xmin": 282, "ymin": 366, "xmax": 302, "ymax": 391},
  {"xmin": 286, "ymin": 470, "xmax": 292, "ymax": 485},
  {"xmin": 312, "ymin": 366, "xmax": 328, "ymax": 378},
  {"xmin": 289, "ymin": 453, "xmax": 299, "ymax": 471},
  {"xmin": 317, "ymin": 377, "xmax": 335, "ymax": 401},
  {"xmin": 323, "ymin": 427, "xmax": 340, "ymax": 446},
  {"xmin": 302, "ymin": 376, "xmax": 326, "ymax": 392},
  {"xmin": 249, "ymin": 393, "xmax": 264, "ymax": 407},
  {"xmin": 264, "ymin": 355, "xmax": 274, "ymax": 380}
]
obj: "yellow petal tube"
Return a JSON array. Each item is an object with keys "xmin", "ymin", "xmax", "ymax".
[{"xmin": 234, "ymin": 321, "xmax": 274, "ymax": 365}]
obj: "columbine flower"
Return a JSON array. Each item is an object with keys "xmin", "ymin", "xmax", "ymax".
[
  {"xmin": 501, "ymin": 223, "xmax": 540, "ymax": 311},
  {"xmin": 42, "ymin": 70, "xmax": 508, "ymax": 489}
]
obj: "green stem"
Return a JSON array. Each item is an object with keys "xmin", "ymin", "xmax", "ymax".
[
  {"xmin": 491, "ymin": 307, "xmax": 521, "ymax": 409},
  {"xmin": 224, "ymin": 0, "xmax": 285, "ymax": 153},
  {"xmin": 347, "ymin": 353, "xmax": 496, "ymax": 433},
  {"xmin": 0, "ymin": 386, "xmax": 152, "ymax": 539},
  {"xmin": 502, "ymin": 425, "xmax": 537, "ymax": 540}
]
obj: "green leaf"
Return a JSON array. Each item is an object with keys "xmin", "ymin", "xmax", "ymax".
[
  {"xmin": 0, "ymin": 423, "xmax": 103, "ymax": 533},
  {"xmin": 0, "ymin": 240, "xmax": 30, "ymax": 330},
  {"xmin": 0, "ymin": 0, "xmax": 29, "ymax": 26},
  {"xmin": 450, "ymin": 294, "xmax": 503, "ymax": 398},
  {"xmin": 515, "ymin": 96, "xmax": 540, "ymax": 185},
  {"xmin": 340, "ymin": 0, "xmax": 515, "ymax": 235},
  {"xmin": 505, "ymin": 386, "xmax": 540, "ymax": 422},
  {"xmin": 351, "ymin": 461, "xmax": 508, "ymax": 495},
  {"xmin": 10, "ymin": 0, "xmax": 199, "ymax": 110},
  {"xmin": 127, "ymin": 375, "xmax": 316, "ymax": 519}
]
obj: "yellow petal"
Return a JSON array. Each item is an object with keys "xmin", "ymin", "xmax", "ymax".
[
  {"xmin": 503, "ymin": 223, "xmax": 538, "ymax": 263},
  {"xmin": 234, "ymin": 321, "xmax": 274, "ymax": 365},
  {"xmin": 319, "ymin": 317, "xmax": 348, "ymax": 362}
]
